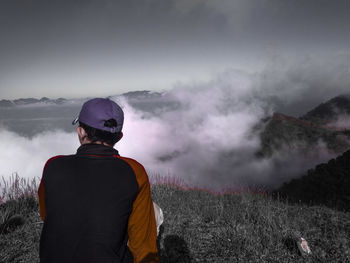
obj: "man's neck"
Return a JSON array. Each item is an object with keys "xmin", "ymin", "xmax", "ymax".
[{"xmin": 81, "ymin": 141, "xmax": 113, "ymax": 147}]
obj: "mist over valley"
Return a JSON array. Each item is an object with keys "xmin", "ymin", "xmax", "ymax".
[{"xmin": 1, "ymin": 67, "xmax": 350, "ymax": 191}]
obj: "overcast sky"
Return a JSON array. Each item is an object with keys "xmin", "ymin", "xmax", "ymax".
[{"xmin": 1, "ymin": 0, "xmax": 350, "ymax": 99}]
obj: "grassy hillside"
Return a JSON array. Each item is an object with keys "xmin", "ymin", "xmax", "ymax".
[{"xmin": 1, "ymin": 176, "xmax": 350, "ymax": 262}]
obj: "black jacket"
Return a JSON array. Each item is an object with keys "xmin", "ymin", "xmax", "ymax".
[{"xmin": 38, "ymin": 143, "xmax": 158, "ymax": 263}]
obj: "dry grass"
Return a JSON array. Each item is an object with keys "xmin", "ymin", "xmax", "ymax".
[
  {"xmin": 0, "ymin": 173, "xmax": 39, "ymax": 204},
  {"xmin": 152, "ymin": 184, "xmax": 350, "ymax": 262},
  {"xmin": 0, "ymin": 175, "xmax": 350, "ymax": 262}
]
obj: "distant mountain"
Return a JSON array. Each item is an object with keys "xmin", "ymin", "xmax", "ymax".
[
  {"xmin": 258, "ymin": 95, "xmax": 350, "ymax": 157},
  {"xmin": 120, "ymin": 90, "xmax": 162, "ymax": 100},
  {"xmin": 274, "ymin": 149, "xmax": 350, "ymax": 212},
  {"xmin": 258, "ymin": 112, "xmax": 350, "ymax": 157},
  {"xmin": 0, "ymin": 91, "xmax": 163, "ymax": 108},
  {"xmin": 0, "ymin": 99, "xmax": 14, "ymax": 107},
  {"xmin": 300, "ymin": 94, "xmax": 350, "ymax": 125},
  {"xmin": 119, "ymin": 90, "xmax": 180, "ymax": 114},
  {"xmin": 0, "ymin": 97, "xmax": 67, "ymax": 107},
  {"xmin": 13, "ymin": 98, "xmax": 41, "ymax": 105}
]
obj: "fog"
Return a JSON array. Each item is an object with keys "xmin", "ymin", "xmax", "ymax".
[
  {"xmin": 329, "ymin": 115, "xmax": 350, "ymax": 129},
  {"xmin": 0, "ymin": 129, "xmax": 79, "ymax": 183},
  {"xmin": 1, "ymin": 57, "xmax": 350, "ymax": 190}
]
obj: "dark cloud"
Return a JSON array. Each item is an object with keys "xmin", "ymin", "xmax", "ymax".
[
  {"xmin": 256, "ymin": 53, "xmax": 350, "ymax": 116},
  {"xmin": 1, "ymin": 0, "xmax": 349, "ymax": 98}
]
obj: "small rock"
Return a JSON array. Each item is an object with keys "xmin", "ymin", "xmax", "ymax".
[{"xmin": 297, "ymin": 237, "xmax": 312, "ymax": 256}]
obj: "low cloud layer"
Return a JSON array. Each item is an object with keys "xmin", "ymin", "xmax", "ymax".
[
  {"xmin": 115, "ymin": 72, "xmax": 268, "ymax": 188},
  {"xmin": 1, "ymin": 57, "xmax": 349, "ymax": 190},
  {"xmin": 0, "ymin": 129, "xmax": 79, "ymax": 182}
]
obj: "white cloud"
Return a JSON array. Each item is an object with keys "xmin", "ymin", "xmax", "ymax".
[
  {"xmin": 1, "ymin": 57, "xmax": 348, "ymax": 190},
  {"xmin": 0, "ymin": 129, "xmax": 79, "ymax": 182}
]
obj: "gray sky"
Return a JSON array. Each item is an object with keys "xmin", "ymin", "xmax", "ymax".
[{"xmin": 1, "ymin": 0, "xmax": 350, "ymax": 99}]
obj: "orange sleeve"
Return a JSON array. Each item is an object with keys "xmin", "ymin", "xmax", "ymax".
[
  {"xmin": 118, "ymin": 157, "xmax": 159, "ymax": 263},
  {"xmin": 38, "ymin": 179, "xmax": 46, "ymax": 221},
  {"xmin": 37, "ymin": 156, "xmax": 63, "ymax": 222}
]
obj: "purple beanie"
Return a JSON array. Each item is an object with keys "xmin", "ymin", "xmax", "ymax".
[{"xmin": 72, "ymin": 98, "xmax": 124, "ymax": 133}]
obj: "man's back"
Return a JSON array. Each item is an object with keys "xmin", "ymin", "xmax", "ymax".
[{"xmin": 39, "ymin": 143, "xmax": 158, "ymax": 263}]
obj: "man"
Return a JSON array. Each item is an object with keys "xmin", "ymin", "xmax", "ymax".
[{"xmin": 37, "ymin": 98, "xmax": 158, "ymax": 263}]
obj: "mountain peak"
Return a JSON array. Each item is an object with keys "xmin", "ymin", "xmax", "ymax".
[{"xmin": 301, "ymin": 94, "xmax": 350, "ymax": 125}]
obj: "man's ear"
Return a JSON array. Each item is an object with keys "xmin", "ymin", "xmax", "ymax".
[
  {"xmin": 77, "ymin": 126, "xmax": 86, "ymax": 137},
  {"xmin": 77, "ymin": 126, "xmax": 88, "ymax": 144}
]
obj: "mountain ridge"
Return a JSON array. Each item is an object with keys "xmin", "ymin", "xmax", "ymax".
[
  {"xmin": 0, "ymin": 90, "xmax": 164, "ymax": 108},
  {"xmin": 258, "ymin": 95, "xmax": 350, "ymax": 157},
  {"xmin": 300, "ymin": 94, "xmax": 350, "ymax": 125},
  {"xmin": 0, "ymin": 97, "xmax": 67, "ymax": 107}
]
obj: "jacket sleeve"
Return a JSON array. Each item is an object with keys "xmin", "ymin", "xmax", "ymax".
[
  {"xmin": 38, "ymin": 179, "xmax": 46, "ymax": 221},
  {"xmin": 118, "ymin": 157, "xmax": 159, "ymax": 263},
  {"xmin": 37, "ymin": 156, "xmax": 63, "ymax": 222}
]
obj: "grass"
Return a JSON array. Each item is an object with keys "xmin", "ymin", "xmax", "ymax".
[{"xmin": 1, "ymin": 175, "xmax": 350, "ymax": 262}]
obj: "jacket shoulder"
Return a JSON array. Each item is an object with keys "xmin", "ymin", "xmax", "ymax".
[
  {"xmin": 116, "ymin": 156, "xmax": 149, "ymax": 186},
  {"xmin": 117, "ymin": 156, "xmax": 145, "ymax": 170},
  {"xmin": 43, "ymin": 155, "xmax": 69, "ymax": 172}
]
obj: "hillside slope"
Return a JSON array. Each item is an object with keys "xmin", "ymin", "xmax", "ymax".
[
  {"xmin": 258, "ymin": 94, "xmax": 350, "ymax": 157},
  {"xmin": 275, "ymin": 149, "xmax": 350, "ymax": 212},
  {"xmin": 258, "ymin": 112, "xmax": 350, "ymax": 157}
]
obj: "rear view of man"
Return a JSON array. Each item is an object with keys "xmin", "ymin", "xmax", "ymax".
[{"xmin": 37, "ymin": 98, "xmax": 158, "ymax": 263}]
